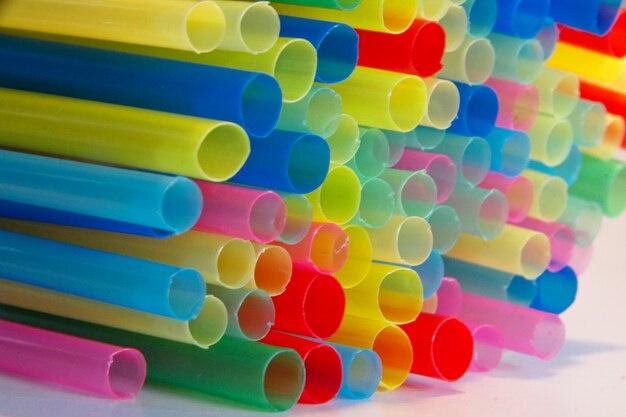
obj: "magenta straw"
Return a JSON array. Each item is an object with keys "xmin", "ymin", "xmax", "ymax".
[
  {"xmin": 465, "ymin": 322, "xmax": 504, "ymax": 373},
  {"xmin": 193, "ymin": 181, "xmax": 287, "ymax": 244},
  {"xmin": 394, "ymin": 150, "xmax": 457, "ymax": 203},
  {"xmin": 435, "ymin": 277, "xmax": 463, "ymax": 317},
  {"xmin": 457, "ymin": 292, "xmax": 565, "ymax": 360},
  {"xmin": 518, "ymin": 218, "xmax": 576, "ymax": 272},
  {"xmin": 486, "ymin": 78, "xmax": 540, "ymax": 132},
  {"xmin": 0, "ymin": 319, "xmax": 146, "ymax": 399},
  {"xmin": 479, "ymin": 172, "xmax": 534, "ymax": 223},
  {"xmin": 570, "ymin": 243, "xmax": 594, "ymax": 275}
]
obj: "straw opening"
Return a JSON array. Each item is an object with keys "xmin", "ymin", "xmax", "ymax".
[
  {"xmin": 389, "ymin": 77, "xmax": 426, "ymax": 132},
  {"xmin": 411, "ymin": 22, "xmax": 445, "ymax": 76},
  {"xmin": 383, "ymin": 0, "xmax": 419, "ymax": 33},
  {"xmin": 318, "ymin": 166, "xmax": 361, "ymax": 224},
  {"xmin": 552, "ymin": 73, "xmax": 579, "ymax": 118},
  {"xmin": 240, "ymin": 2, "xmax": 280, "ymax": 53},
  {"xmin": 581, "ymin": 103, "xmax": 608, "ymax": 146},
  {"xmin": 466, "ymin": 0, "xmax": 497, "ymax": 38},
  {"xmin": 537, "ymin": 176, "xmax": 568, "ymax": 221},
  {"xmin": 263, "ymin": 351, "xmax": 304, "ymax": 411},
  {"xmin": 428, "ymin": 206, "xmax": 460, "ymax": 254},
  {"xmin": 167, "ymin": 269, "xmax": 206, "ymax": 320},
  {"xmin": 465, "ymin": 86, "xmax": 498, "ymax": 137},
  {"xmin": 185, "ymin": 2, "xmax": 226, "ymax": 53},
  {"xmin": 326, "ymin": 114, "xmax": 360, "ymax": 165},
  {"xmin": 532, "ymin": 315, "xmax": 565, "ymax": 360},
  {"xmin": 471, "ymin": 325, "xmax": 503, "ymax": 372},
  {"xmin": 306, "ymin": 88, "xmax": 342, "ymax": 137},
  {"xmin": 238, "ymin": 290, "xmax": 275, "ymax": 341},
  {"xmin": 465, "ymin": 39, "xmax": 495, "ymax": 84},
  {"xmin": 335, "ymin": 226, "xmax": 373, "ymax": 289},
  {"xmin": 254, "ymin": 246, "xmax": 292, "ymax": 296},
  {"xmin": 440, "ymin": 6, "xmax": 467, "ymax": 52},
  {"xmin": 427, "ymin": 155, "xmax": 457, "ymax": 203},
  {"xmin": 188, "ymin": 295, "xmax": 228, "ymax": 347},
  {"xmin": 241, "ymin": 73, "xmax": 282, "ymax": 137},
  {"xmin": 216, "ymin": 239, "xmax": 255, "ymax": 288},
  {"xmin": 346, "ymin": 351, "xmax": 381, "ymax": 398},
  {"xmin": 303, "ymin": 273, "xmax": 345, "ymax": 339},
  {"xmin": 432, "ymin": 318, "xmax": 473, "ymax": 381},
  {"xmin": 317, "ymin": 24, "xmax": 358, "ymax": 83},
  {"xmin": 310, "ymin": 223, "xmax": 349, "ymax": 273},
  {"xmin": 302, "ymin": 345, "xmax": 343, "ymax": 403},
  {"xmin": 378, "ymin": 269, "xmax": 422, "ymax": 323},
  {"xmin": 161, "ymin": 177, "xmax": 202, "ymax": 234},
  {"xmin": 279, "ymin": 194, "xmax": 313, "ymax": 245},
  {"xmin": 401, "ymin": 171, "xmax": 437, "ymax": 217},
  {"xmin": 461, "ymin": 137, "xmax": 490, "ymax": 185},
  {"xmin": 516, "ymin": 40, "xmax": 543, "ymax": 84},
  {"xmin": 359, "ymin": 178, "xmax": 395, "ymax": 228},
  {"xmin": 249, "ymin": 193, "xmax": 287, "ymax": 243},
  {"xmin": 198, "ymin": 123, "xmax": 249, "ymax": 182},
  {"xmin": 520, "ymin": 233, "xmax": 551, "ymax": 279},
  {"xmin": 427, "ymin": 80, "xmax": 460, "ymax": 129},
  {"xmin": 373, "ymin": 325, "xmax": 412, "ymax": 391},
  {"xmin": 545, "ymin": 120, "xmax": 573, "ymax": 166},
  {"xmin": 506, "ymin": 177, "xmax": 533, "ymax": 223},
  {"xmin": 500, "ymin": 131, "xmax": 531, "ymax": 177},
  {"xmin": 397, "ymin": 217, "xmax": 432, "ymax": 265},
  {"xmin": 107, "ymin": 349, "xmax": 146, "ymax": 399},
  {"xmin": 478, "ymin": 190, "xmax": 508, "ymax": 239},
  {"xmin": 287, "ymin": 134, "xmax": 330, "ymax": 194},
  {"xmin": 273, "ymin": 39, "xmax": 317, "ymax": 102},
  {"xmin": 355, "ymin": 129, "xmax": 390, "ymax": 178}
]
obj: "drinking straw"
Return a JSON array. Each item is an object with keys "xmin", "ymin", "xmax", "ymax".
[
  {"xmin": 332, "ymin": 67, "xmax": 427, "ymax": 132},
  {"xmin": 0, "ymin": 0, "xmax": 225, "ymax": 52},
  {"xmin": 0, "ymin": 319, "xmax": 146, "ymax": 399},
  {"xmin": 518, "ymin": 218, "xmax": 575, "ymax": 273},
  {"xmin": 547, "ymin": 42, "xmax": 624, "ymax": 83},
  {"xmin": 0, "ymin": 150, "xmax": 202, "ymax": 237},
  {"xmin": 531, "ymin": 68, "xmax": 580, "ymax": 118},
  {"xmin": 467, "ymin": 323, "xmax": 504, "ymax": 373},
  {"xmin": 279, "ymin": 16, "xmax": 358, "ymax": 84},
  {"xmin": 411, "ymin": 250, "xmax": 445, "ymax": 299},
  {"xmin": 436, "ymin": 278, "xmax": 463, "ymax": 317},
  {"xmin": 0, "ymin": 280, "xmax": 227, "ymax": 349},
  {"xmin": 231, "ymin": 131, "xmax": 330, "ymax": 194},
  {"xmin": 422, "ymin": 294, "xmax": 439, "ymax": 314},
  {"xmin": 250, "ymin": 244, "xmax": 293, "ymax": 296},
  {"xmin": 426, "ymin": 205, "xmax": 461, "ymax": 254},
  {"xmin": 463, "ymin": 0, "xmax": 497, "ymax": 38},
  {"xmin": 276, "ymin": 86, "xmax": 342, "ymax": 137},
  {"xmin": 549, "ymin": 0, "xmax": 622, "ymax": 36},
  {"xmin": 579, "ymin": 79, "xmax": 626, "ymax": 147},
  {"xmin": 274, "ymin": 222, "xmax": 349, "ymax": 274},
  {"xmin": 271, "ymin": 0, "xmax": 360, "ymax": 9},
  {"xmin": 384, "ymin": 129, "xmax": 409, "ymax": 167},
  {"xmin": 328, "ymin": 316, "xmax": 413, "ymax": 391},
  {"xmin": 352, "ymin": 178, "xmax": 395, "ymax": 229},
  {"xmin": 559, "ymin": 9, "xmax": 626, "ymax": 58},
  {"xmin": 492, "ymin": 0, "xmax": 551, "ymax": 39},
  {"xmin": 479, "ymin": 172, "xmax": 534, "ymax": 223},
  {"xmin": 345, "ymin": 263, "xmax": 423, "ymax": 324},
  {"xmin": 568, "ymin": 99, "xmax": 608, "ymax": 147},
  {"xmin": 306, "ymin": 165, "xmax": 361, "ymax": 224},
  {"xmin": 271, "ymin": 269, "xmax": 346, "ymax": 339},
  {"xmin": 325, "ymin": 114, "xmax": 361, "ymax": 165},
  {"xmin": 528, "ymin": 144, "xmax": 583, "ymax": 186},
  {"xmin": 446, "ymin": 184, "xmax": 508, "ymax": 239},
  {"xmin": 356, "ymin": 19, "xmax": 445, "ymax": 77},
  {"xmin": 261, "ymin": 331, "xmax": 342, "ymax": 404},
  {"xmin": 483, "ymin": 129, "xmax": 531, "ymax": 178},
  {"xmin": 570, "ymin": 154, "xmax": 626, "ymax": 217},
  {"xmin": 431, "ymin": 134, "xmax": 491, "ymax": 186},
  {"xmin": 514, "ymin": 267, "xmax": 578, "ymax": 314},
  {"xmin": 439, "ymin": 37, "xmax": 496, "ymax": 85},
  {"xmin": 366, "ymin": 216, "xmax": 434, "ymax": 266},
  {"xmin": 584, "ymin": 114, "xmax": 625, "ymax": 160},
  {"xmin": 273, "ymin": 0, "xmax": 419, "ymax": 34},
  {"xmin": 400, "ymin": 314, "xmax": 473, "ymax": 381},
  {"xmin": 213, "ymin": 1, "xmax": 279, "ymax": 53},
  {"xmin": 277, "ymin": 194, "xmax": 314, "ymax": 245},
  {"xmin": 0, "ymin": 219, "xmax": 256, "ymax": 289},
  {"xmin": 380, "ymin": 169, "xmax": 437, "ymax": 218},
  {"xmin": 558, "ymin": 196, "xmax": 604, "ymax": 246},
  {"xmin": 0, "ymin": 88, "xmax": 250, "ymax": 182},
  {"xmin": 347, "ymin": 128, "xmax": 391, "ymax": 178},
  {"xmin": 0, "ymin": 230, "xmax": 206, "ymax": 320},
  {"xmin": 416, "ymin": 0, "xmax": 453, "ymax": 20},
  {"xmin": 326, "ymin": 343, "xmax": 382, "ymax": 400},
  {"xmin": 485, "ymin": 79, "xmax": 540, "ymax": 132},
  {"xmin": 457, "ymin": 292, "xmax": 565, "ymax": 360},
  {"xmin": 536, "ymin": 20, "xmax": 560, "ymax": 60},
  {"xmin": 208, "ymin": 286, "xmax": 274, "ymax": 341},
  {"xmin": 527, "ymin": 115, "xmax": 574, "ymax": 167},
  {"xmin": 0, "ymin": 305, "xmax": 306, "ymax": 412},
  {"xmin": 447, "ymin": 83, "xmax": 499, "ymax": 137},
  {"xmin": 193, "ymin": 182, "xmax": 286, "ymax": 244},
  {"xmin": 444, "ymin": 257, "xmax": 518, "ymax": 302},
  {"xmin": 0, "ymin": 35, "xmax": 282, "ymax": 137},
  {"xmin": 421, "ymin": 78, "xmax": 461, "ymax": 129},
  {"xmin": 439, "ymin": 6, "xmax": 469, "ymax": 52},
  {"xmin": 523, "ymin": 170, "xmax": 569, "ymax": 222},
  {"xmin": 406, "ymin": 126, "xmax": 446, "ymax": 150},
  {"xmin": 489, "ymin": 34, "xmax": 544, "ymax": 83},
  {"xmin": 446, "ymin": 225, "xmax": 551, "ymax": 279},
  {"xmin": 335, "ymin": 226, "xmax": 373, "ymax": 289},
  {"xmin": 569, "ymin": 243, "xmax": 594, "ymax": 276},
  {"xmin": 394, "ymin": 150, "xmax": 458, "ymax": 203}
]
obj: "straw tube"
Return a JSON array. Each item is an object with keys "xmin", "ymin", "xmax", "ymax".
[
  {"xmin": 536, "ymin": 20, "xmax": 560, "ymax": 60},
  {"xmin": 526, "ymin": 267, "xmax": 578, "ymax": 314},
  {"xmin": 277, "ymin": 193, "xmax": 314, "ymax": 245},
  {"xmin": 412, "ymin": 250, "xmax": 445, "ymax": 299},
  {"xmin": 439, "ymin": 37, "xmax": 496, "ymax": 85},
  {"xmin": 416, "ymin": 0, "xmax": 453, "ymax": 20},
  {"xmin": 463, "ymin": 0, "xmax": 497, "ymax": 38},
  {"xmin": 432, "ymin": 134, "xmax": 491, "ymax": 185},
  {"xmin": 0, "ymin": 319, "xmax": 146, "ymax": 399},
  {"xmin": 249, "ymin": 244, "xmax": 293, "ymax": 296},
  {"xmin": 528, "ymin": 144, "xmax": 583, "ymax": 186},
  {"xmin": 523, "ymin": 170, "xmax": 569, "ymax": 222},
  {"xmin": 421, "ymin": 78, "xmax": 461, "ymax": 129},
  {"xmin": 366, "ymin": 216, "xmax": 433, "ymax": 266},
  {"xmin": 483, "ymin": 129, "xmax": 531, "ymax": 178},
  {"xmin": 332, "ymin": 66, "xmax": 427, "ymax": 132},
  {"xmin": 446, "ymin": 225, "xmax": 551, "ymax": 279},
  {"xmin": 335, "ymin": 225, "xmax": 373, "ymax": 289},
  {"xmin": 347, "ymin": 128, "xmax": 391, "ymax": 178},
  {"xmin": 394, "ymin": 150, "xmax": 458, "ymax": 204},
  {"xmin": 570, "ymin": 154, "xmax": 626, "ymax": 217},
  {"xmin": 446, "ymin": 184, "xmax": 509, "ymax": 239},
  {"xmin": 426, "ymin": 205, "xmax": 461, "ymax": 254},
  {"xmin": 447, "ymin": 83, "xmax": 499, "ymax": 137},
  {"xmin": 0, "ymin": 280, "xmax": 227, "ymax": 349},
  {"xmin": 328, "ymin": 343, "xmax": 382, "ymax": 400},
  {"xmin": 568, "ymin": 99, "xmax": 608, "ymax": 147},
  {"xmin": 439, "ymin": 6, "xmax": 469, "ymax": 52},
  {"xmin": 277, "ymin": 86, "xmax": 342, "ymax": 137},
  {"xmin": 558, "ymin": 196, "xmax": 604, "ymax": 246},
  {"xmin": 584, "ymin": 114, "xmax": 625, "ymax": 160},
  {"xmin": 353, "ymin": 178, "xmax": 395, "ymax": 229},
  {"xmin": 0, "ymin": 87, "xmax": 250, "ymax": 182},
  {"xmin": 559, "ymin": 8, "xmax": 626, "ymax": 58},
  {"xmin": 345, "ymin": 263, "xmax": 423, "ymax": 325},
  {"xmin": 493, "ymin": 0, "xmax": 551, "ymax": 39},
  {"xmin": 527, "ymin": 115, "xmax": 574, "ymax": 167},
  {"xmin": 381, "ymin": 169, "xmax": 437, "ymax": 218},
  {"xmin": 549, "ymin": 0, "xmax": 621, "ymax": 36},
  {"xmin": 479, "ymin": 172, "xmax": 534, "ymax": 223},
  {"xmin": 325, "ymin": 114, "xmax": 361, "ymax": 164},
  {"xmin": 547, "ymin": 42, "xmax": 624, "ymax": 83},
  {"xmin": 531, "ymin": 68, "xmax": 580, "ymax": 118},
  {"xmin": 467, "ymin": 323, "xmax": 504, "ymax": 373},
  {"xmin": 436, "ymin": 277, "xmax": 463, "ymax": 317},
  {"xmin": 306, "ymin": 165, "xmax": 361, "ymax": 224},
  {"xmin": 570, "ymin": 243, "xmax": 594, "ymax": 276},
  {"xmin": 518, "ymin": 218, "xmax": 575, "ymax": 273},
  {"xmin": 405, "ymin": 126, "xmax": 446, "ymax": 150},
  {"xmin": 489, "ymin": 34, "xmax": 544, "ymax": 83},
  {"xmin": 214, "ymin": 1, "xmax": 279, "ymax": 53},
  {"xmin": 443, "ymin": 257, "xmax": 519, "ymax": 302},
  {"xmin": 0, "ymin": 0, "xmax": 226, "ymax": 52},
  {"xmin": 486, "ymin": 79, "xmax": 540, "ymax": 132},
  {"xmin": 271, "ymin": 0, "xmax": 360, "ymax": 9}
]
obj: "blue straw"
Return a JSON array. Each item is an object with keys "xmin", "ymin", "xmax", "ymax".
[
  {"xmin": 411, "ymin": 250, "xmax": 444, "ymax": 299},
  {"xmin": 327, "ymin": 342, "xmax": 382, "ymax": 400},
  {"xmin": 526, "ymin": 267, "xmax": 578, "ymax": 314},
  {"xmin": 447, "ymin": 83, "xmax": 499, "ymax": 137},
  {"xmin": 485, "ymin": 128, "xmax": 531, "ymax": 178},
  {"xmin": 528, "ymin": 145, "xmax": 583, "ymax": 186},
  {"xmin": 549, "ymin": 0, "xmax": 621, "ymax": 36},
  {"xmin": 493, "ymin": 0, "xmax": 551, "ymax": 39}
]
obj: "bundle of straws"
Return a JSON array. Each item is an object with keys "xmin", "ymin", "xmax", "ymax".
[{"xmin": 0, "ymin": 0, "xmax": 625, "ymax": 411}]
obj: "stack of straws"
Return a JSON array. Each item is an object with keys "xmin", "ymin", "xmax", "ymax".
[{"xmin": 0, "ymin": 0, "xmax": 625, "ymax": 411}]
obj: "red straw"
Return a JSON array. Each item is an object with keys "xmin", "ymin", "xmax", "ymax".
[
  {"xmin": 579, "ymin": 78, "xmax": 626, "ymax": 148},
  {"xmin": 558, "ymin": 9, "xmax": 626, "ymax": 58}
]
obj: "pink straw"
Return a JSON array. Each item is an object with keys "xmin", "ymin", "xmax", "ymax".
[
  {"xmin": 465, "ymin": 323, "xmax": 504, "ymax": 373},
  {"xmin": 479, "ymin": 172, "xmax": 534, "ymax": 223},
  {"xmin": 0, "ymin": 320, "xmax": 146, "ymax": 399},
  {"xmin": 435, "ymin": 277, "xmax": 463, "ymax": 317},
  {"xmin": 570, "ymin": 243, "xmax": 594, "ymax": 275},
  {"xmin": 486, "ymin": 78, "xmax": 540, "ymax": 132},
  {"xmin": 518, "ymin": 217, "xmax": 576, "ymax": 272},
  {"xmin": 394, "ymin": 150, "xmax": 457, "ymax": 204}
]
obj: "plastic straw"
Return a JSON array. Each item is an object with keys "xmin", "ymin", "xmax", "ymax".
[
  {"xmin": 549, "ymin": 0, "xmax": 622, "ymax": 36},
  {"xmin": 436, "ymin": 277, "xmax": 463, "ymax": 317},
  {"xmin": 307, "ymin": 165, "xmax": 361, "ymax": 224},
  {"xmin": 0, "ymin": 319, "xmax": 146, "ymax": 399},
  {"xmin": 271, "ymin": 269, "xmax": 345, "ymax": 339},
  {"xmin": 412, "ymin": 250, "xmax": 445, "ymax": 299},
  {"xmin": 523, "ymin": 267, "xmax": 578, "ymax": 314},
  {"xmin": 579, "ymin": 78, "xmax": 626, "ymax": 147},
  {"xmin": 479, "ymin": 172, "xmax": 534, "ymax": 223},
  {"xmin": 214, "ymin": 1, "xmax": 279, "ymax": 53},
  {"xmin": 325, "ymin": 114, "xmax": 361, "ymax": 165},
  {"xmin": 0, "ymin": 35, "xmax": 282, "ymax": 138},
  {"xmin": 328, "ymin": 316, "xmax": 413, "ymax": 391},
  {"xmin": 345, "ymin": 263, "xmax": 423, "ymax": 324},
  {"xmin": 570, "ymin": 154, "xmax": 626, "ymax": 217},
  {"xmin": 493, "ymin": 0, "xmax": 551, "ymax": 39},
  {"xmin": 394, "ymin": 150, "xmax": 457, "ymax": 203},
  {"xmin": 381, "ymin": 169, "xmax": 437, "ymax": 218},
  {"xmin": 279, "ymin": 16, "xmax": 358, "ymax": 84},
  {"xmin": 400, "ymin": 313, "xmax": 473, "ymax": 381},
  {"xmin": 356, "ymin": 19, "xmax": 445, "ymax": 77},
  {"xmin": 446, "ymin": 225, "xmax": 551, "ymax": 279},
  {"xmin": 231, "ymin": 131, "xmax": 330, "ymax": 194},
  {"xmin": 0, "ymin": 279, "xmax": 227, "ymax": 349},
  {"xmin": 536, "ymin": 20, "xmax": 560, "ymax": 60},
  {"xmin": 467, "ymin": 323, "xmax": 504, "ymax": 373},
  {"xmin": 335, "ymin": 225, "xmax": 373, "ymax": 289},
  {"xmin": 431, "ymin": 134, "xmax": 491, "ymax": 185},
  {"xmin": 366, "ymin": 216, "xmax": 433, "ymax": 266},
  {"xmin": 568, "ymin": 99, "xmax": 608, "ymax": 147},
  {"xmin": 274, "ymin": 222, "xmax": 349, "ymax": 274},
  {"xmin": 416, "ymin": 0, "xmax": 453, "ymax": 20},
  {"xmin": 531, "ymin": 68, "xmax": 580, "ymax": 119},
  {"xmin": 0, "ymin": 305, "xmax": 306, "ymax": 412},
  {"xmin": 584, "ymin": 114, "xmax": 625, "ymax": 160},
  {"xmin": 439, "ymin": 37, "xmax": 496, "ymax": 85},
  {"xmin": 353, "ymin": 178, "xmax": 395, "ymax": 229},
  {"xmin": 0, "ymin": 150, "xmax": 202, "ymax": 237},
  {"xmin": 277, "ymin": 86, "xmax": 342, "ymax": 137},
  {"xmin": 384, "ymin": 129, "xmax": 409, "ymax": 167},
  {"xmin": 523, "ymin": 170, "xmax": 569, "ymax": 222},
  {"xmin": 547, "ymin": 42, "xmax": 624, "ymax": 83},
  {"xmin": 447, "ymin": 82, "xmax": 499, "ymax": 137},
  {"xmin": 463, "ymin": 0, "xmax": 497, "ymax": 38},
  {"xmin": 570, "ymin": 243, "xmax": 594, "ymax": 275},
  {"xmin": 486, "ymin": 79, "xmax": 539, "ymax": 132},
  {"xmin": 250, "ymin": 244, "xmax": 293, "ymax": 296},
  {"xmin": 444, "ymin": 257, "xmax": 517, "ymax": 302},
  {"xmin": 457, "ymin": 292, "xmax": 565, "ymax": 360},
  {"xmin": 440, "ymin": 6, "xmax": 469, "ymax": 52},
  {"xmin": 527, "ymin": 115, "xmax": 574, "ymax": 167},
  {"xmin": 518, "ymin": 218, "xmax": 575, "ymax": 272},
  {"xmin": 276, "ymin": 194, "xmax": 313, "ymax": 245},
  {"xmin": 559, "ymin": 9, "xmax": 626, "ymax": 58},
  {"xmin": 327, "ymin": 343, "xmax": 382, "ymax": 400},
  {"xmin": 484, "ymin": 128, "xmax": 531, "ymax": 178},
  {"xmin": 347, "ymin": 128, "xmax": 391, "ymax": 178},
  {"xmin": 529, "ymin": 144, "xmax": 583, "ymax": 186},
  {"xmin": 422, "ymin": 294, "xmax": 439, "ymax": 314},
  {"xmin": 193, "ymin": 182, "xmax": 286, "ymax": 244},
  {"xmin": 446, "ymin": 184, "xmax": 508, "ymax": 239},
  {"xmin": 426, "ymin": 205, "xmax": 461, "ymax": 254},
  {"xmin": 558, "ymin": 196, "xmax": 604, "ymax": 246},
  {"xmin": 421, "ymin": 78, "xmax": 461, "ymax": 129},
  {"xmin": 0, "ymin": 0, "xmax": 225, "ymax": 52},
  {"xmin": 489, "ymin": 34, "xmax": 543, "ymax": 83},
  {"xmin": 405, "ymin": 126, "xmax": 446, "ymax": 150}
]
